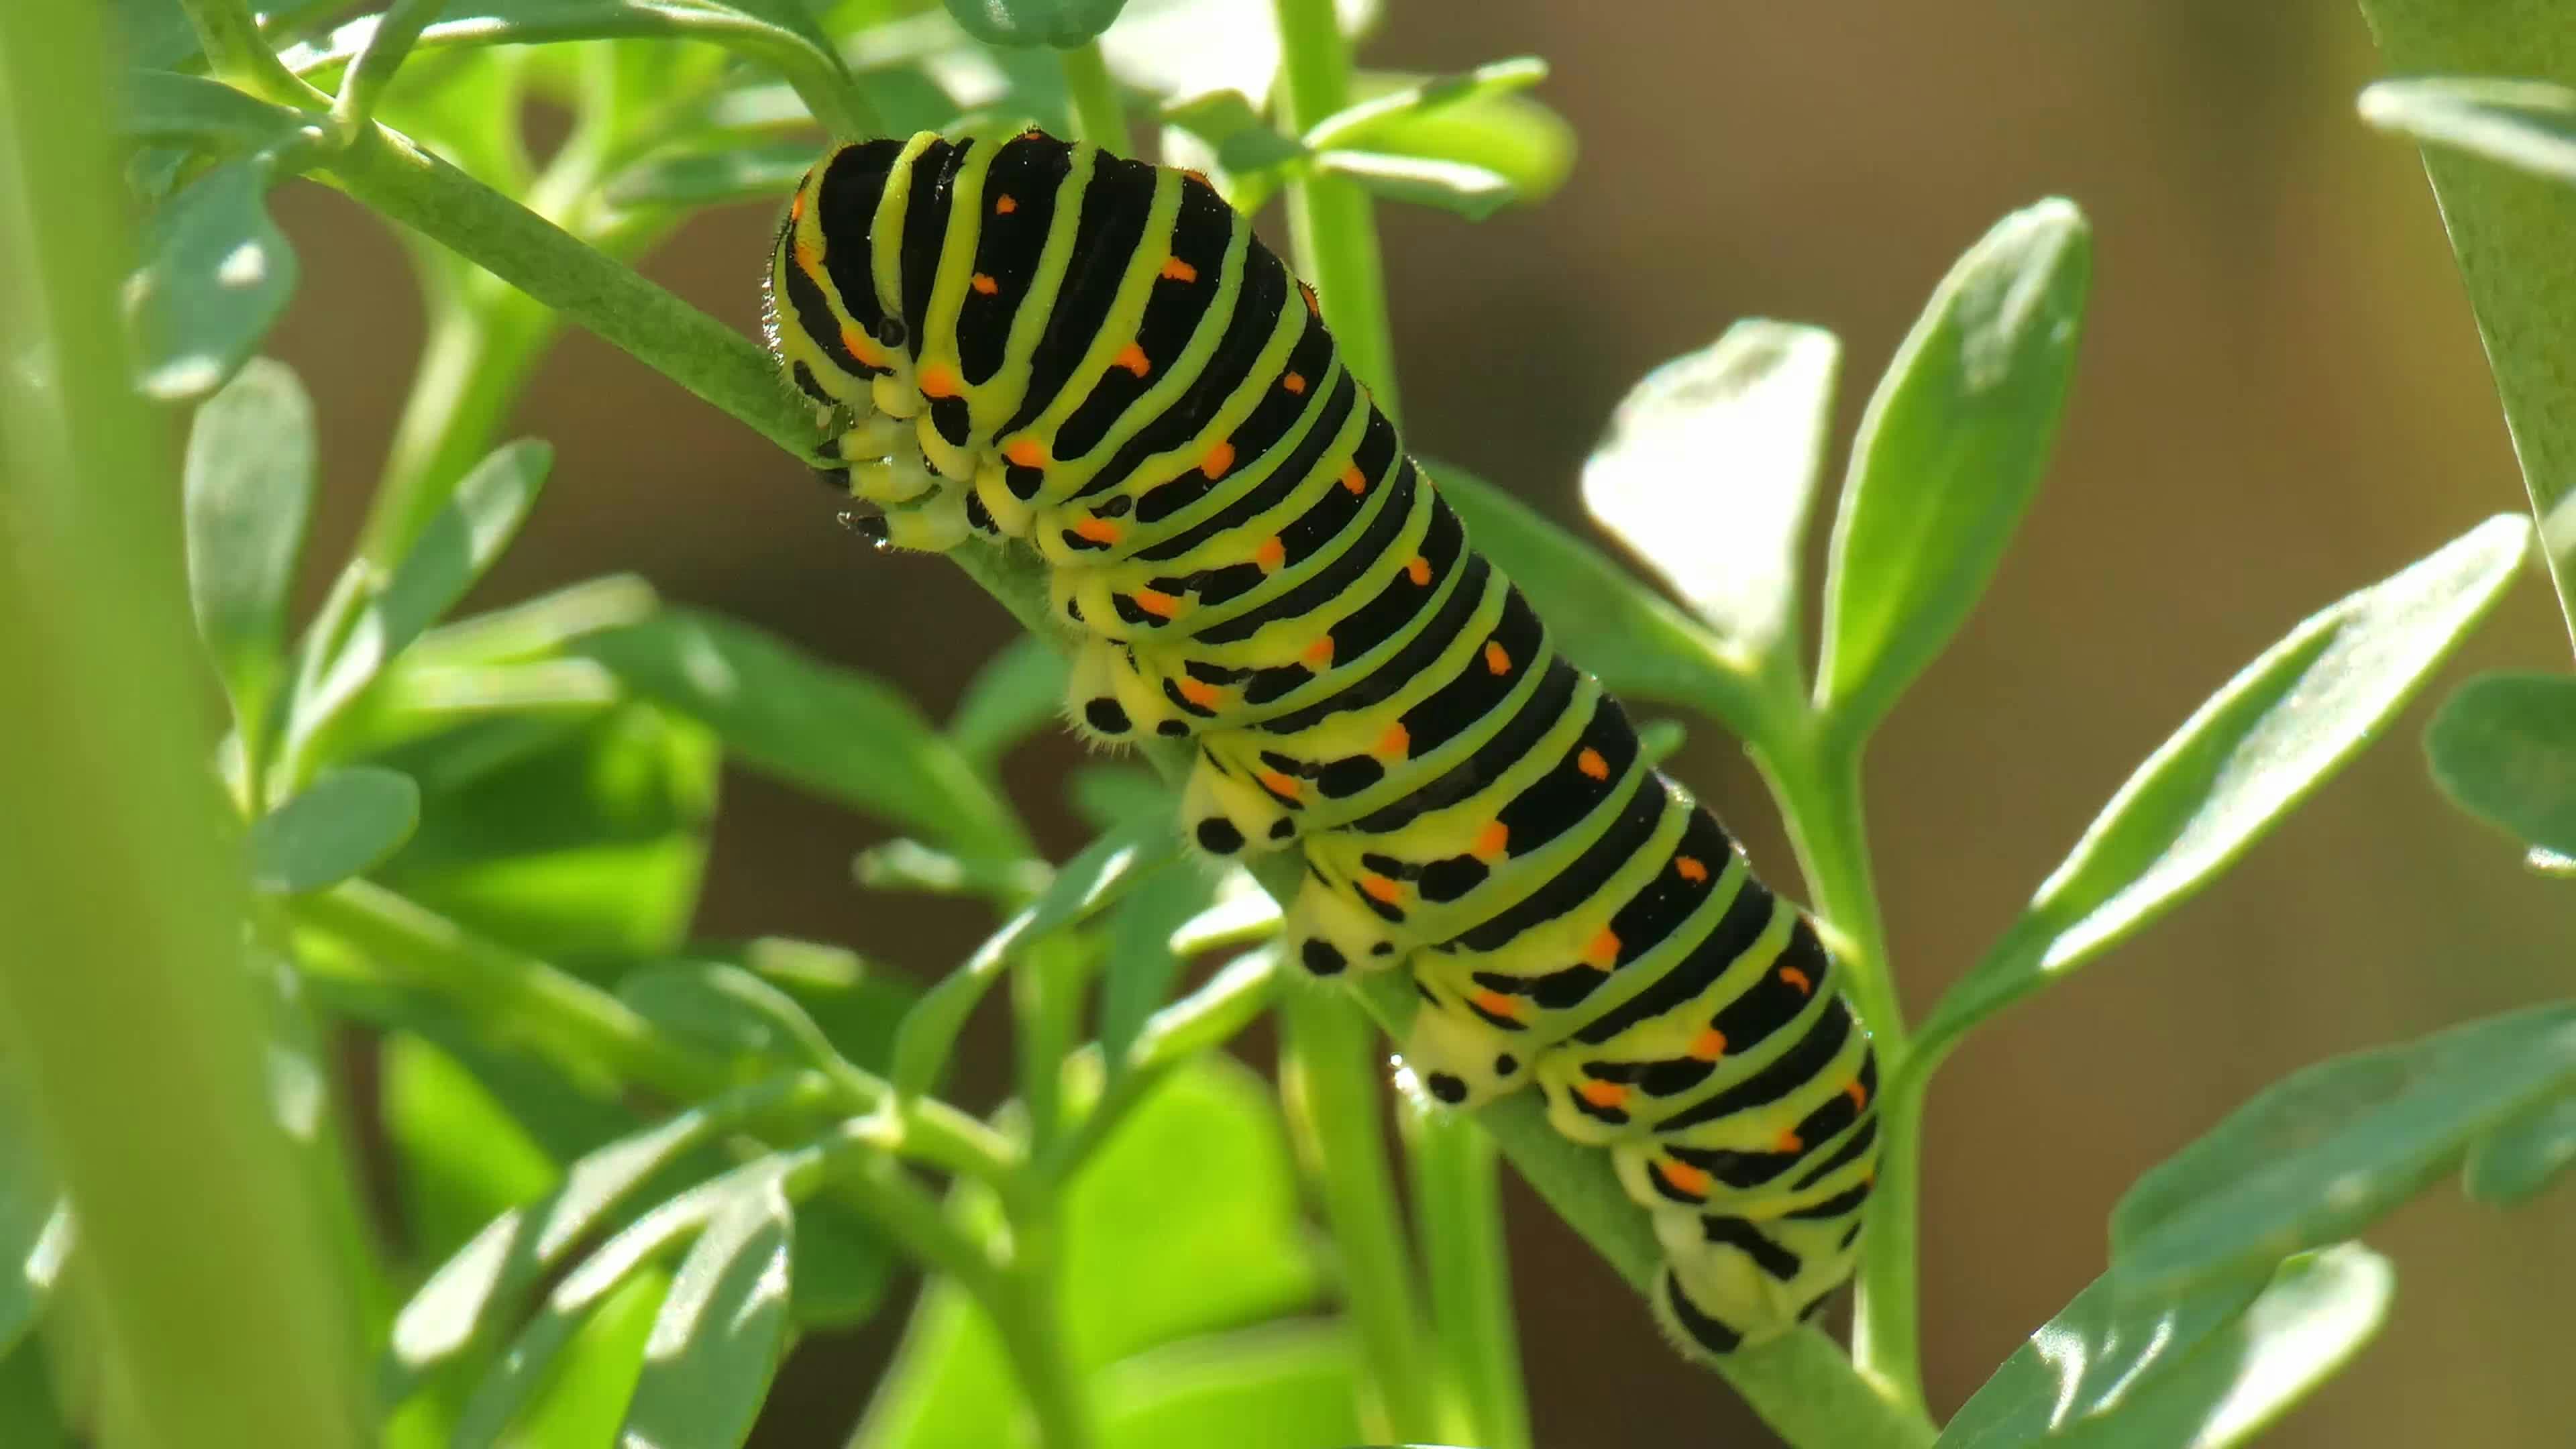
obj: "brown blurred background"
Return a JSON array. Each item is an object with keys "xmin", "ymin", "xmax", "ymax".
[{"xmin": 265, "ymin": 1, "xmax": 2575, "ymax": 1444}]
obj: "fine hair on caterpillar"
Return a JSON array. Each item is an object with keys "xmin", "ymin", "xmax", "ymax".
[{"xmin": 763, "ymin": 127, "xmax": 1880, "ymax": 1358}]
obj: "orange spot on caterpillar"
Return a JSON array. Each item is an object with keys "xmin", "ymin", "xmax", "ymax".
[
  {"xmin": 1578, "ymin": 1080, "xmax": 1627, "ymax": 1109},
  {"xmin": 1297, "ymin": 279, "xmax": 1320, "ymax": 316},
  {"xmin": 1774, "ymin": 1129, "xmax": 1805, "ymax": 1154},
  {"xmin": 1379, "ymin": 722, "xmax": 1411, "ymax": 758},
  {"xmin": 839, "ymin": 323, "xmax": 881, "ymax": 366},
  {"xmin": 1301, "ymin": 635, "xmax": 1336, "ymax": 665},
  {"xmin": 1160, "ymin": 256, "xmax": 1198, "ymax": 282},
  {"xmin": 1660, "ymin": 1160, "xmax": 1713, "ymax": 1198},
  {"xmin": 1676, "ymin": 855, "xmax": 1709, "ymax": 883},
  {"xmin": 793, "ymin": 239, "xmax": 822, "ymax": 276},
  {"xmin": 1073, "ymin": 516, "xmax": 1122, "ymax": 544},
  {"xmin": 1690, "ymin": 1028, "xmax": 1728, "ymax": 1062},
  {"xmin": 790, "ymin": 189, "xmax": 806, "ymax": 223},
  {"xmin": 1181, "ymin": 678, "xmax": 1224, "ymax": 708},
  {"xmin": 1282, "ymin": 371, "xmax": 1307, "ymax": 395},
  {"xmin": 918, "ymin": 365, "xmax": 961, "ymax": 398},
  {"xmin": 971, "ymin": 273, "xmax": 999, "ymax": 294},
  {"xmin": 1577, "ymin": 748, "xmax": 1609, "ymax": 781},
  {"xmin": 1780, "ymin": 965, "xmax": 1813, "ymax": 996},
  {"xmin": 1845, "ymin": 1080, "xmax": 1870, "ymax": 1110},
  {"xmin": 1253, "ymin": 536, "xmax": 1286, "ymax": 570},
  {"xmin": 1340, "ymin": 465, "xmax": 1368, "ymax": 495},
  {"xmin": 1471, "ymin": 989, "xmax": 1520, "ymax": 1019},
  {"xmin": 1405, "ymin": 555, "xmax": 1432, "ymax": 586},
  {"xmin": 1131, "ymin": 590, "xmax": 1181, "ymax": 619},
  {"xmin": 1358, "ymin": 873, "xmax": 1403, "ymax": 904},
  {"xmin": 1116, "ymin": 342, "xmax": 1150, "ymax": 377},
  {"xmin": 1201, "ymin": 439, "xmax": 1236, "ymax": 478},
  {"xmin": 1585, "ymin": 929, "xmax": 1620, "ymax": 967},
  {"xmin": 1483, "ymin": 641, "xmax": 1512, "ymax": 675},
  {"xmin": 1181, "ymin": 168, "xmax": 1212, "ymax": 188},
  {"xmin": 1004, "ymin": 439, "xmax": 1046, "ymax": 468},
  {"xmin": 1472, "ymin": 821, "xmax": 1508, "ymax": 857},
  {"xmin": 995, "ymin": 194, "xmax": 1019, "ymax": 214}
]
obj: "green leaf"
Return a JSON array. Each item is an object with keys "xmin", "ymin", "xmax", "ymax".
[
  {"xmin": 2360, "ymin": 78, "xmax": 2576, "ymax": 186},
  {"xmin": 1311, "ymin": 150, "xmax": 1515, "ymax": 219},
  {"xmin": 1096, "ymin": 1323, "xmax": 1364, "ymax": 1449},
  {"xmin": 2423, "ymin": 671, "xmax": 2576, "ymax": 855},
  {"xmin": 381, "ymin": 1033, "xmax": 562, "ymax": 1269},
  {"xmin": 125, "ymin": 158, "xmax": 301, "ymax": 402},
  {"xmin": 1817, "ymin": 199, "xmax": 2090, "ymax": 739},
  {"xmin": 1096, "ymin": 0, "xmax": 1375, "ymax": 111},
  {"xmin": 1067, "ymin": 763, "xmax": 1171, "ymax": 832},
  {"xmin": 2111, "ymin": 1004, "xmax": 2576, "ymax": 1296},
  {"xmin": 616, "ymin": 961, "xmax": 849, "ymax": 1079},
  {"xmin": 857, "ymin": 1059, "xmax": 1322, "ymax": 1449},
  {"xmin": 2353, "ymin": 8, "xmax": 2576, "ymax": 643},
  {"xmin": 946, "ymin": 632, "xmax": 1071, "ymax": 768},
  {"xmin": 1304, "ymin": 56, "xmax": 1544, "ymax": 150},
  {"xmin": 182, "ymin": 357, "xmax": 315, "ymax": 752},
  {"xmin": 616, "ymin": 1176, "xmax": 794, "ymax": 1449},
  {"xmin": 372, "ymin": 700, "xmax": 716, "ymax": 961},
  {"xmin": 854, "ymin": 838, "xmax": 1053, "ymax": 904},
  {"xmin": 1432, "ymin": 462, "xmax": 1768, "ymax": 737},
  {"xmin": 1938, "ymin": 1245, "xmax": 2391, "ymax": 1449},
  {"xmin": 292, "ymin": 441, "xmax": 551, "ymax": 757},
  {"xmin": 248, "ymin": 766, "xmax": 421, "ymax": 894},
  {"xmin": 941, "ymin": 0, "xmax": 1128, "ymax": 47},
  {"xmin": 0, "ymin": 1083, "xmax": 64, "ymax": 1359},
  {"xmin": 2463, "ymin": 1089, "xmax": 2576, "ymax": 1205},
  {"xmin": 1160, "ymin": 89, "xmax": 1309, "ymax": 174},
  {"xmin": 1333, "ymin": 65, "xmax": 1574, "ymax": 204},
  {"xmin": 680, "ymin": 936, "xmax": 916, "ymax": 1073},
  {"xmin": 1635, "ymin": 718, "xmax": 1686, "ymax": 767},
  {"xmin": 384, "ymin": 1077, "xmax": 820, "ymax": 1399},
  {"xmin": 1098, "ymin": 863, "xmax": 1218, "ymax": 1073},
  {"xmin": 604, "ymin": 138, "xmax": 822, "ymax": 210},
  {"xmin": 0, "ymin": 1340, "xmax": 70, "ymax": 1449},
  {"xmin": 1580, "ymin": 321, "xmax": 1839, "ymax": 673},
  {"xmin": 576, "ymin": 608, "xmax": 1028, "ymax": 859},
  {"xmin": 1915, "ymin": 516, "xmax": 2532, "ymax": 1060},
  {"xmin": 472, "ymin": 1265, "xmax": 669, "ymax": 1449},
  {"xmin": 891, "ymin": 819, "xmax": 1177, "ymax": 1097},
  {"xmin": 117, "ymin": 69, "xmax": 313, "ymax": 149}
]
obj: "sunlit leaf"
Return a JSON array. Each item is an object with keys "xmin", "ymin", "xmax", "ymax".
[
  {"xmin": 1099, "ymin": 863, "xmax": 1216, "ymax": 1073},
  {"xmin": 616, "ymin": 1176, "xmax": 794, "ymax": 1449},
  {"xmin": 1915, "ymin": 517, "xmax": 2532, "ymax": 1060},
  {"xmin": 854, "ymin": 838, "xmax": 1052, "ymax": 904},
  {"xmin": 117, "ymin": 69, "xmax": 313, "ymax": 149},
  {"xmin": 2359, "ymin": 77, "xmax": 2576, "ymax": 184},
  {"xmin": 1095, "ymin": 1323, "xmax": 1363, "ymax": 1449},
  {"xmin": 941, "ymin": 0, "xmax": 1129, "ymax": 48},
  {"xmin": 125, "ymin": 158, "xmax": 300, "ymax": 401},
  {"xmin": 182, "ymin": 357, "xmax": 315, "ymax": 750},
  {"xmin": 1334, "ymin": 65, "xmax": 1573, "ymax": 203},
  {"xmin": 1311, "ymin": 150, "xmax": 1515, "ymax": 219},
  {"xmin": 248, "ymin": 766, "xmax": 421, "ymax": 894},
  {"xmin": 2463, "ymin": 1089, "xmax": 2576, "ymax": 1205}
]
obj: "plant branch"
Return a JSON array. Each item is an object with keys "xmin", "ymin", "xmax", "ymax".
[
  {"xmin": 1059, "ymin": 40, "xmax": 1132, "ymax": 154},
  {"xmin": 1268, "ymin": 0, "xmax": 1399, "ymax": 412}
]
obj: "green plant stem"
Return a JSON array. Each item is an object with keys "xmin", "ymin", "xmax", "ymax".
[
  {"xmin": 1756, "ymin": 720, "xmax": 1922, "ymax": 1416},
  {"xmin": 358, "ymin": 293, "xmax": 555, "ymax": 570},
  {"xmin": 329, "ymin": 0, "xmax": 449, "ymax": 130},
  {"xmin": 1401, "ymin": 1097, "xmax": 1531, "ymax": 1449},
  {"xmin": 0, "ymin": 5, "xmax": 364, "ymax": 1446},
  {"xmin": 1038, "ymin": 946, "xmax": 1280, "ymax": 1181},
  {"xmin": 1058, "ymin": 40, "xmax": 1132, "ymax": 154},
  {"xmin": 1268, "ymin": 0, "xmax": 1399, "ymax": 412},
  {"xmin": 1278, "ymin": 987, "xmax": 1444, "ymax": 1444},
  {"xmin": 989, "ymin": 1208, "xmax": 1097, "ymax": 1449},
  {"xmin": 177, "ymin": 0, "xmax": 330, "ymax": 108}
]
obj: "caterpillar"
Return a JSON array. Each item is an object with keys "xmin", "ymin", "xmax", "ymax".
[{"xmin": 763, "ymin": 129, "xmax": 1879, "ymax": 1356}]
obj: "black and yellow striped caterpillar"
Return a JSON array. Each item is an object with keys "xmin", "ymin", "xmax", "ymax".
[{"xmin": 763, "ymin": 129, "xmax": 1879, "ymax": 1356}]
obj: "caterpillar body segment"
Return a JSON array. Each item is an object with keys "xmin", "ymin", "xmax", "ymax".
[{"xmin": 763, "ymin": 129, "xmax": 1881, "ymax": 1360}]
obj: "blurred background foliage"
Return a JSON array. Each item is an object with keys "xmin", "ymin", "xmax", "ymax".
[{"xmin": 29, "ymin": 1, "xmax": 2576, "ymax": 1446}]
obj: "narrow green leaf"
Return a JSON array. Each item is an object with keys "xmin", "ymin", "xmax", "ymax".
[
  {"xmin": 248, "ymin": 766, "xmax": 421, "ymax": 894},
  {"xmin": 676, "ymin": 936, "xmax": 915, "ymax": 1073},
  {"xmin": 1311, "ymin": 150, "xmax": 1515, "ymax": 219},
  {"xmin": 1634, "ymin": 718, "xmax": 1686, "ymax": 767},
  {"xmin": 383, "ymin": 1077, "xmax": 819, "ymax": 1399},
  {"xmin": 946, "ymin": 632, "xmax": 1072, "ymax": 767},
  {"xmin": 2528, "ymin": 845, "xmax": 2576, "ymax": 877},
  {"xmin": 1939, "ymin": 1245, "xmax": 2392, "ymax": 1449},
  {"xmin": 117, "ymin": 69, "xmax": 312, "ymax": 148},
  {"xmin": 2423, "ymin": 671, "xmax": 2576, "ymax": 855},
  {"xmin": 380, "ymin": 1034, "xmax": 560, "ymax": 1270},
  {"xmin": 1099, "ymin": 863, "xmax": 1217, "ymax": 1073},
  {"xmin": 125, "ymin": 158, "xmax": 301, "ymax": 401},
  {"xmin": 1432, "ymin": 463, "xmax": 1768, "ymax": 737},
  {"xmin": 890, "ymin": 818, "xmax": 1176, "ymax": 1097},
  {"xmin": 1161, "ymin": 89, "xmax": 1310, "ymax": 174},
  {"xmin": 2360, "ymin": 78, "xmax": 2576, "ymax": 186},
  {"xmin": 466, "ymin": 1265, "xmax": 669, "ymax": 1449},
  {"xmin": 2111, "ymin": 1004, "xmax": 2576, "ymax": 1295},
  {"xmin": 1332, "ymin": 66, "xmax": 1574, "ymax": 204},
  {"xmin": 2463, "ymin": 1089, "xmax": 2576, "ymax": 1205},
  {"xmin": 1817, "ymin": 199, "xmax": 2090, "ymax": 737},
  {"xmin": 1581, "ymin": 321, "xmax": 1839, "ymax": 673},
  {"xmin": 1303, "ymin": 57, "xmax": 1546, "ymax": 151},
  {"xmin": 1095, "ymin": 1323, "xmax": 1364, "ymax": 1449},
  {"xmin": 293, "ymin": 441, "xmax": 551, "ymax": 755},
  {"xmin": 0, "ymin": 1082, "xmax": 64, "ymax": 1359},
  {"xmin": 2353, "ymin": 5, "xmax": 2576, "ymax": 643},
  {"xmin": 576, "ymin": 607, "xmax": 1029, "ymax": 859},
  {"xmin": 941, "ymin": 0, "xmax": 1129, "ymax": 46},
  {"xmin": 616, "ymin": 1177, "xmax": 794, "ymax": 1449},
  {"xmin": 1915, "ymin": 517, "xmax": 2532, "ymax": 1059},
  {"xmin": 854, "ymin": 838, "xmax": 1052, "ymax": 904},
  {"xmin": 1067, "ymin": 763, "xmax": 1170, "ymax": 831},
  {"xmin": 604, "ymin": 138, "xmax": 822, "ymax": 210},
  {"xmin": 0, "ymin": 1340, "xmax": 70, "ymax": 1449},
  {"xmin": 616, "ymin": 961, "xmax": 849, "ymax": 1079},
  {"xmin": 405, "ymin": 575, "xmax": 659, "ymax": 672},
  {"xmin": 182, "ymin": 357, "xmax": 315, "ymax": 751}
]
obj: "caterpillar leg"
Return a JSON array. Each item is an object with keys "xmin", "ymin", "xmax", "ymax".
[
  {"xmin": 1399, "ymin": 969, "xmax": 1538, "ymax": 1106},
  {"xmin": 1178, "ymin": 748, "xmax": 1297, "ymax": 857},
  {"xmin": 1652, "ymin": 1205, "xmax": 1866, "ymax": 1360},
  {"xmin": 1281, "ymin": 868, "xmax": 1406, "ymax": 977},
  {"xmin": 1067, "ymin": 636, "xmax": 1178, "ymax": 744},
  {"xmin": 877, "ymin": 491, "xmax": 971, "ymax": 553}
]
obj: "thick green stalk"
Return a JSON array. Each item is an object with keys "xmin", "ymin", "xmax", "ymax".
[
  {"xmin": 1279, "ymin": 989, "xmax": 1444, "ymax": 1442},
  {"xmin": 1401, "ymin": 1098, "xmax": 1531, "ymax": 1449},
  {"xmin": 1059, "ymin": 40, "xmax": 1132, "ymax": 154},
  {"xmin": 989, "ymin": 1210, "xmax": 1097, "ymax": 1449},
  {"xmin": 1267, "ymin": 0, "xmax": 1399, "ymax": 412},
  {"xmin": 0, "ymin": 5, "xmax": 364, "ymax": 1447},
  {"xmin": 176, "ymin": 0, "xmax": 329, "ymax": 107}
]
